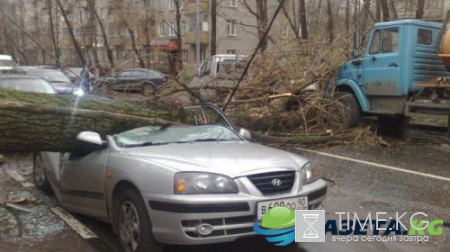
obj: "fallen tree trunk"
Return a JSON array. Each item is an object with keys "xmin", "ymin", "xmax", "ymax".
[{"xmin": 0, "ymin": 89, "xmax": 184, "ymax": 152}]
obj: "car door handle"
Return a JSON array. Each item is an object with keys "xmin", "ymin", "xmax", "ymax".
[{"xmin": 389, "ymin": 63, "xmax": 398, "ymax": 67}]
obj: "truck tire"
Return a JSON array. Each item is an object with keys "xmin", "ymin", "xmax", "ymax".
[{"xmin": 334, "ymin": 92, "xmax": 361, "ymax": 128}]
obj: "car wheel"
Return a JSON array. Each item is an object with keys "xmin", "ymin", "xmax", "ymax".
[
  {"xmin": 142, "ymin": 83, "xmax": 156, "ymax": 95},
  {"xmin": 33, "ymin": 153, "xmax": 51, "ymax": 191},
  {"xmin": 115, "ymin": 189, "xmax": 163, "ymax": 252},
  {"xmin": 334, "ymin": 92, "xmax": 361, "ymax": 128}
]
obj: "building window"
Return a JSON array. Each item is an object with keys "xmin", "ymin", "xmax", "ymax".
[
  {"xmin": 159, "ymin": 0, "xmax": 164, "ymax": 11},
  {"xmin": 181, "ymin": 20, "xmax": 186, "ymax": 36},
  {"xmin": 169, "ymin": 22, "xmax": 176, "ymax": 36},
  {"xmin": 229, "ymin": 0, "xmax": 237, "ymax": 7},
  {"xmin": 226, "ymin": 20, "xmax": 237, "ymax": 36},
  {"xmin": 200, "ymin": 49, "xmax": 206, "ymax": 62},
  {"xmin": 149, "ymin": 52, "xmax": 155, "ymax": 63},
  {"xmin": 169, "ymin": 0, "xmax": 175, "ymax": 10},
  {"xmin": 282, "ymin": 25, "xmax": 289, "ymax": 39},
  {"xmin": 182, "ymin": 49, "xmax": 188, "ymax": 63},
  {"xmin": 159, "ymin": 53, "xmax": 166, "ymax": 63},
  {"xmin": 158, "ymin": 23, "xmax": 164, "ymax": 37},
  {"xmin": 227, "ymin": 50, "xmax": 237, "ymax": 55}
]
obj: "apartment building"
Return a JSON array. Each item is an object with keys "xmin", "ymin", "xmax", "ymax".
[{"xmin": 5, "ymin": 0, "xmax": 296, "ymax": 73}]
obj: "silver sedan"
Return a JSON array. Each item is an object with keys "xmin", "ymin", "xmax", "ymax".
[{"xmin": 34, "ymin": 106, "xmax": 327, "ymax": 252}]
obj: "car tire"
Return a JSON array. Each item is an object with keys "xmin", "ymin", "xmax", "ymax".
[
  {"xmin": 142, "ymin": 83, "xmax": 156, "ymax": 95},
  {"xmin": 115, "ymin": 188, "xmax": 163, "ymax": 252},
  {"xmin": 33, "ymin": 153, "xmax": 51, "ymax": 191},
  {"xmin": 334, "ymin": 92, "xmax": 361, "ymax": 128}
]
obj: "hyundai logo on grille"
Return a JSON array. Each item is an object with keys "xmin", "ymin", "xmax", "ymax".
[{"xmin": 271, "ymin": 179, "xmax": 283, "ymax": 187}]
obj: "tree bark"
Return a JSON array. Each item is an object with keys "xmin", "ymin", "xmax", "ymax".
[
  {"xmin": 326, "ymin": 0, "xmax": 334, "ymax": 45},
  {"xmin": 375, "ymin": 0, "xmax": 381, "ymax": 22},
  {"xmin": 0, "ymin": 89, "xmax": 184, "ymax": 152},
  {"xmin": 210, "ymin": 0, "xmax": 217, "ymax": 56},
  {"xmin": 416, "ymin": 0, "xmax": 425, "ymax": 19},
  {"xmin": 55, "ymin": 0, "xmax": 86, "ymax": 66},
  {"xmin": 362, "ymin": 0, "xmax": 371, "ymax": 31}
]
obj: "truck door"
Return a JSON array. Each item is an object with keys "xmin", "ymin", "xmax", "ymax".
[{"xmin": 363, "ymin": 28, "xmax": 401, "ymax": 96}]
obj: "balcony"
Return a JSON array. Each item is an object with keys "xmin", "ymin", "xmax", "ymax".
[
  {"xmin": 182, "ymin": 0, "xmax": 209, "ymax": 15},
  {"xmin": 184, "ymin": 31, "xmax": 209, "ymax": 44}
]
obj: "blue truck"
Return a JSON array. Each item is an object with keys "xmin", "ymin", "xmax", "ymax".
[{"xmin": 330, "ymin": 19, "xmax": 450, "ymax": 131}]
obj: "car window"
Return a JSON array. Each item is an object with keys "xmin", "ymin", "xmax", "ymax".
[
  {"xmin": 117, "ymin": 71, "xmax": 132, "ymax": 78},
  {"xmin": 114, "ymin": 125, "xmax": 242, "ymax": 147},
  {"xmin": 381, "ymin": 28, "xmax": 399, "ymax": 53},
  {"xmin": 30, "ymin": 70, "xmax": 70, "ymax": 83},
  {"xmin": 134, "ymin": 71, "xmax": 149, "ymax": 78},
  {"xmin": 0, "ymin": 79, "xmax": 56, "ymax": 94},
  {"xmin": 369, "ymin": 30, "xmax": 381, "ymax": 55}
]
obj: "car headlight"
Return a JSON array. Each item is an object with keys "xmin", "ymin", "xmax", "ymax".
[
  {"xmin": 73, "ymin": 88, "xmax": 84, "ymax": 96},
  {"xmin": 174, "ymin": 173, "xmax": 239, "ymax": 194},
  {"xmin": 301, "ymin": 162, "xmax": 319, "ymax": 184}
]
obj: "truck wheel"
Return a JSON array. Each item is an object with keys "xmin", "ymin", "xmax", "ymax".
[
  {"xmin": 33, "ymin": 153, "xmax": 51, "ymax": 192},
  {"xmin": 334, "ymin": 92, "xmax": 361, "ymax": 128},
  {"xmin": 115, "ymin": 189, "xmax": 163, "ymax": 252}
]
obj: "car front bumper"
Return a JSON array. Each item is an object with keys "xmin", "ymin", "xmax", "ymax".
[{"xmin": 143, "ymin": 178, "xmax": 327, "ymax": 245}]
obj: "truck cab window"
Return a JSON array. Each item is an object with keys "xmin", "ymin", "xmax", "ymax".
[
  {"xmin": 369, "ymin": 30, "xmax": 381, "ymax": 55},
  {"xmin": 418, "ymin": 29, "xmax": 433, "ymax": 45},
  {"xmin": 381, "ymin": 29, "xmax": 399, "ymax": 53}
]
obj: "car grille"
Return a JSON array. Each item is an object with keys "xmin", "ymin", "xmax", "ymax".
[
  {"xmin": 182, "ymin": 215, "xmax": 255, "ymax": 238},
  {"xmin": 247, "ymin": 171, "xmax": 295, "ymax": 195}
]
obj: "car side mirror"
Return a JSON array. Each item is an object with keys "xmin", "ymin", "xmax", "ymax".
[
  {"xmin": 239, "ymin": 128, "xmax": 252, "ymax": 140},
  {"xmin": 76, "ymin": 131, "xmax": 104, "ymax": 146}
]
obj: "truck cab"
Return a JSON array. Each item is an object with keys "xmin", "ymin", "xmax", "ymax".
[{"xmin": 333, "ymin": 19, "xmax": 450, "ymax": 126}]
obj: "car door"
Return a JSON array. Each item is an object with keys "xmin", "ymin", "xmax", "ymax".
[
  {"xmin": 114, "ymin": 70, "xmax": 133, "ymax": 90},
  {"xmin": 59, "ymin": 150, "xmax": 109, "ymax": 219},
  {"xmin": 363, "ymin": 27, "xmax": 402, "ymax": 97}
]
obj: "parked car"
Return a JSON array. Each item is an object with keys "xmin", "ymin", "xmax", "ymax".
[
  {"xmin": 0, "ymin": 75, "xmax": 56, "ymax": 94},
  {"xmin": 62, "ymin": 67, "xmax": 95, "ymax": 92},
  {"xmin": 10, "ymin": 66, "xmax": 83, "ymax": 96},
  {"xmin": 96, "ymin": 68, "xmax": 167, "ymax": 94},
  {"xmin": 34, "ymin": 104, "xmax": 327, "ymax": 252}
]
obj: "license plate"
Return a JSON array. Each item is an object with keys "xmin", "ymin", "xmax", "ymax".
[{"xmin": 257, "ymin": 196, "xmax": 308, "ymax": 220}]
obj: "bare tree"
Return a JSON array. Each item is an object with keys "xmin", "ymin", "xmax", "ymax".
[
  {"xmin": 379, "ymin": 0, "xmax": 390, "ymax": 21},
  {"xmin": 174, "ymin": 0, "xmax": 183, "ymax": 73},
  {"xmin": 55, "ymin": 0, "xmax": 86, "ymax": 66},
  {"xmin": 375, "ymin": 0, "xmax": 381, "ymax": 22},
  {"xmin": 241, "ymin": 0, "xmax": 268, "ymax": 51},
  {"xmin": 46, "ymin": 0, "xmax": 61, "ymax": 66},
  {"xmin": 299, "ymin": 0, "xmax": 308, "ymax": 39},
  {"xmin": 86, "ymin": 0, "xmax": 100, "ymax": 76},
  {"xmin": 86, "ymin": 0, "xmax": 115, "ymax": 73},
  {"xmin": 345, "ymin": 0, "xmax": 350, "ymax": 32},
  {"xmin": 389, "ymin": 0, "xmax": 398, "ymax": 19},
  {"xmin": 326, "ymin": 0, "xmax": 334, "ymax": 44},
  {"xmin": 362, "ymin": 0, "xmax": 371, "ymax": 31},
  {"xmin": 211, "ymin": 0, "xmax": 217, "ymax": 56},
  {"xmin": 416, "ymin": 0, "xmax": 425, "ymax": 19}
]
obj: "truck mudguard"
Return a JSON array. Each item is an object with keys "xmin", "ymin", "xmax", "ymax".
[{"xmin": 336, "ymin": 79, "xmax": 371, "ymax": 112}]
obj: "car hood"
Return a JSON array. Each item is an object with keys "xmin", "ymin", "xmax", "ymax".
[
  {"xmin": 50, "ymin": 82, "xmax": 77, "ymax": 90},
  {"xmin": 118, "ymin": 141, "xmax": 308, "ymax": 178}
]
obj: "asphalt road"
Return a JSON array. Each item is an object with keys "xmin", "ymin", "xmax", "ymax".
[{"xmin": 1, "ymin": 141, "xmax": 449, "ymax": 252}]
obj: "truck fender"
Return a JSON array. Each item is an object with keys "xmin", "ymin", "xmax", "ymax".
[{"xmin": 334, "ymin": 79, "xmax": 370, "ymax": 112}]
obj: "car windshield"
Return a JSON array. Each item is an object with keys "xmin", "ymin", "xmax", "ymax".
[
  {"xmin": 0, "ymin": 59, "xmax": 14, "ymax": 67},
  {"xmin": 114, "ymin": 125, "xmax": 242, "ymax": 148},
  {"xmin": 31, "ymin": 70, "xmax": 70, "ymax": 83},
  {"xmin": 0, "ymin": 79, "xmax": 56, "ymax": 94}
]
